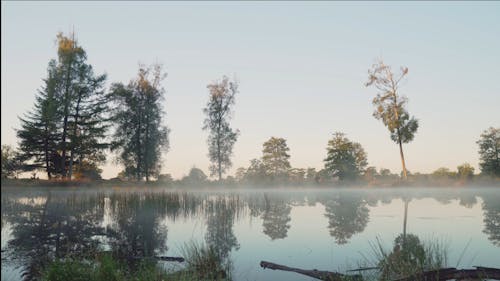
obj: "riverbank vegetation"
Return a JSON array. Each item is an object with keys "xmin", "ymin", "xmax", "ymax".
[{"xmin": 40, "ymin": 243, "xmax": 231, "ymax": 281}]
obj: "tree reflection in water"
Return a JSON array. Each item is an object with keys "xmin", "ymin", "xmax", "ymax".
[
  {"xmin": 482, "ymin": 192, "xmax": 500, "ymax": 247},
  {"xmin": 261, "ymin": 194, "xmax": 291, "ymax": 240},
  {"xmin": 2, "ymin": 192, "xmax": 106, "ymax": 280},
  {"xmin": 322, "ymin": 192, "xmax": 369, "ymax": 244},
  {"xmin": 107, "ymin": 192, "xmax": 168, "ymax": 260},
  {"xmin": 1, "ymin": 188, "xmax": 499, "ymax": 281},
  {"xmin": 204, "ymin": 195, "xmax": 241, "ymax": 260}
]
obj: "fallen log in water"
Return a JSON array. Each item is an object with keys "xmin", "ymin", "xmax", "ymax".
[
  {"xmin": 260, "ymin": 260, "xmax": 362, "ymax": 281},
  {"xmin": 128, "ymin": 256, "xmax": 185, "ymax": 262},
  {"xmin": 260, "ymin": 261, "xmax": 500, "ymax": 281},
  {"xmin": 393, "ymin": 266, "xmax": 500, "ymax": 281}
]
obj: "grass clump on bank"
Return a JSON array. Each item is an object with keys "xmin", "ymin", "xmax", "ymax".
[
  {"xmin": 40, "ymin": 242, "xmax": 232, "ymax": 281},
  {"xmin": 360, "ymin": 233, "xmax": 449, "ymax": 281},
  {"xmin": 177, "ymin": 241, "xmax": 232, "ymax": 281}
]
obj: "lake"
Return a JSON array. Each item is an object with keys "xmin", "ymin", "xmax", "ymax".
[{"xmin": 1, "ymin": 187, "xmax": 499, "ymax": 281}]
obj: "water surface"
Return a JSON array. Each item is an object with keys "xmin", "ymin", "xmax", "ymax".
[{"xmin": 1, "ymin": 187, "xmax": 499, "ymax": 281}]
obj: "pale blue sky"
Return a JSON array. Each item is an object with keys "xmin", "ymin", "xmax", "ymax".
[{"xmin": 2, "ymin": 1, "xmax": 499, "ymax": 179}]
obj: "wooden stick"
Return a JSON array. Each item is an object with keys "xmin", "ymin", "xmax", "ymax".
[
  {"xmin": 393, "ymin": 267, "xmax": 500, "ymax": 281},
  {"xmin": 260, "ymin": 260, "xmax": 362, "ymax": 281},
  {"xmin": 128, "ymin": 256, "xmax": 185, "ymax": 262}
]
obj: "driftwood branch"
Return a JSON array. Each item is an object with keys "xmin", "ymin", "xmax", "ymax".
[
  {"xmin": 260, "ymin": 260, "xmax": 362, "ymax": 281},
  {"xmin": 393, "ymin": 266, "xmax": 500, "ymax": 281},
  {"xmin": 128, "ymin": 256, "xmax": 185, "ymax": 262},
  {"xmin": 260, "ymin": 261, "xmax": 500, "ymax": 281}
]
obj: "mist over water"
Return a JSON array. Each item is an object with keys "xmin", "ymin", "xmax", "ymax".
[{"xmin": 1, "ymin": 186, "xmax": 499, "ymax": 281}]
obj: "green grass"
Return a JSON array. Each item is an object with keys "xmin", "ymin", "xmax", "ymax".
[
  {"xmin": 40, "ymin": 242, "xmax": 232, "ymax": 281},
  {"xmin": 178, "ymin": 241, "xmax": 231, "ymax": 281},
  {"xmin": 357, "ymin": 233, "xmax": 449, "ymax": 281}
]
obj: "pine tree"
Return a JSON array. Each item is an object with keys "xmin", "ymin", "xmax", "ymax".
[{"xmin": 17, "ymin": 60, "xmax": 60, "ymax": 178}]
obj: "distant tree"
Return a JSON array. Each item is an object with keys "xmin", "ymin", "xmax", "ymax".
[
  {"xmin": 110, "ymin": 64, "xmax": 170, "ymax": 182},
  {"xmin": 432, "ymin": 167, "xmax": 455, "ymax": 180},
  {"xmin": 234, "ymin": 167, "xmax": 247, "ymax": 183},
  {"xmin": 72, "ymin": 160, "xmax": 102, "ymax": 181},
  {"xmin": 477, "ymin": 127, "xmax": 500, "ymax": 177},
  {"xmin": 288, "ymin": 168, "xmax": 306, "ymax": 185},
  {"xmin": 324, "ymin": 132, "xmax": 368, "ymax": 181},
  {"xmin": 379, "ymin": 168, "xmax": 392, "ymax": 177},
  {"xmin": 203, "ymin": 76, "xmax": 239, "ymax": 181},
  {"xmin": 366, "ymin": 60, "xmax": 418, "ymax": 180},
  {"xmin": 364, "ymin": 166, "xmax": 379, "ymax": 182},
  {"xmin": 457, "ymin": 163, "xmax": 475, "ymax": 181},
  {"xmin": 1, "ymin": 145, "xmax": 22, "ymax": 179},
  {"xmin": 244, "ymin": 159, "xmax": 267, "ymax": 184},
  {"xmin": 305, "ymin": 168, "xmax": 317, "ymax": 184},
  {"xmin": 262, "ymin": 137, "xmax": 291, "ymax": 182},
  {"xmin": 157, "ymin": 174, "xmax": 173, "ymax": 184},
  {"xmin": 181, "ymin": 167, "xmax": 208, "ymax": 184}
]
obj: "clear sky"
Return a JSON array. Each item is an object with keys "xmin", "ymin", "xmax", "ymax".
[{"xmin": 2, "ymin": 1, "xmax": 499, "ymax": 179}]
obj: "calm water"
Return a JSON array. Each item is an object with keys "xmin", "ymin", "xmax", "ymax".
[{"xmin": 1, "ymin": 187, "xmax": 499, "ymax": 281}]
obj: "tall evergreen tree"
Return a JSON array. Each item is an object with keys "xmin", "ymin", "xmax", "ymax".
[
  {"xmin": 17, "ymin": 60, "xmax": 60, "ymax": 178},
  {"xmin": 110, "ymin": 64, "xmax": 170, "ymax": 182},
  {"xmin": 203, "ymin": 76, "xmax": 239, "ymax": 181},
  {"xmin": 17, "ymin": 33, "xmax": 109, "ymax": 179}
]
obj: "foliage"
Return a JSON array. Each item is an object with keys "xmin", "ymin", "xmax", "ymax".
[
  {"xmin": 262, "ymin": 137, "xmax": 291, "ymax": 182},
  {"xmin": 431, "ymin": 167, "xmax": 456, "ymax": 180},
  {"xmin": 262, "ymin": 197, "xmax": 291, "ymax": 240},
  {"xmin": 365, "ymin": 59, "xmax": 418, "ymax": 179},
  {"xmin": 110, "ymin": 64, "xmax": 170, "ymax": 182},
  {"xmin": 1, "ymin": 145, "xmax": 23, "ymax": 179},
  {"xmin": 180, "ymin": 241, "xmax": 231, "ymax": 280},
  {"xmin": 181, "ymin": 167, "xmax": 208, "ymax": 185},
  {"xmin": 482, "ymin": 192, "xmax": 500, "ymax": 246},
  {"xmin": 40, "ymin": 254, "xmax": 170, "ymax": 281},
  {"xmin": 323, "ymin": 194, "xmax": 369, "ymax": 244},
  {"xmin": 16, "ymin": 32, "xmax": 109, "ymax": 180},
  {"xmin": 457, "ymin": 163, "xmax": 475, "ymax": 181},
  {"xmin": 324, "ymin": 132, "xmax": 368, "ymax": 181},
  {"xmin": 371, "ymin": 234, "xmax": 448, "ymax": 281},
  {"xmin": 477, "ymin": 127, "xmax": 500, "ymax": 177},
  {"xmin": 242, "ymin": 159, "xmax": 267, "ymax": 184},
  {"xmin": 203, "ymin": 76, "xmax": 239, "ymax": 181}
]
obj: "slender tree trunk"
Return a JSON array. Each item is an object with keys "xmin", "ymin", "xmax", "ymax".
[
  {"xmin": 61, "ymin": 56, "xmax": 75, "ymax": 179},
  {"xmin": 217, "ymin": 111, "xmax": 222, "ymax": 182},
  {"xmin": 68, "ymin": 94, "xmax": 82, "ymax": 180},
  {"xmin": 44, "ymin": 126, "xmax": 51, "ymax": 179},
  {"xmin": 136, "ymin": 106, "xmax": 142, "ymax": 181},
  {"xmin": 398, "ymin": 138, "xmax": 408, "ymax": 180},
  {"xmin": 61, "ymin": 114, "xmax": 69, "ymax": 178},
  {"xmin": 145, "ymin": 102, "xmax": 150, "ymax": 182}
]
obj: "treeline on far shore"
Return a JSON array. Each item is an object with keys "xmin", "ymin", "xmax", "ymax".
[
  {"xmin": 1, "ymin": 32, "xmax": 499, "ymax": 185},
  {"xmin": 1, "ymin": 167, "xmax": 499, "ymax": 188}
]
